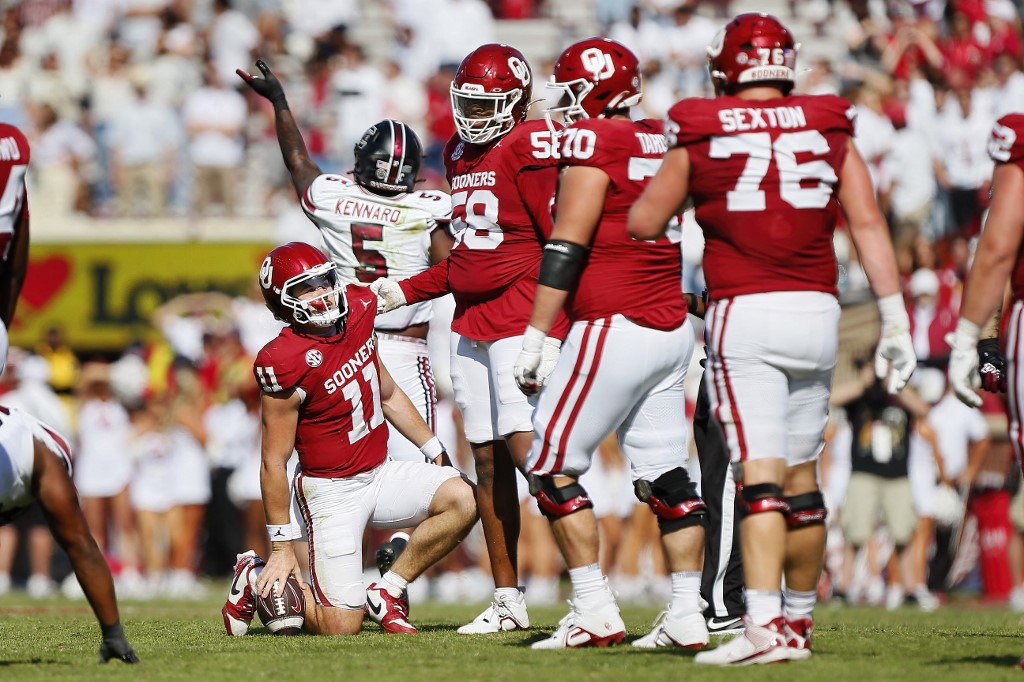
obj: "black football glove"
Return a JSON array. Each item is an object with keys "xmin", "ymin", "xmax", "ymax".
[
  {"xmin": 978, "ymin": 337, "xmax": 1007, "ymax": 393},
  {"xmin": 99, "ymin": 623, "xmax": 139, "ymax": 664},
  {"xmin": 236, "ymin": 59, "xmax": 287, "ymax": 107}
]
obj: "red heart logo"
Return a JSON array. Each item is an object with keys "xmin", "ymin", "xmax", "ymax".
[{"xmin": 20, "ymin": 255, "xmax": 72, "ymax": 311}]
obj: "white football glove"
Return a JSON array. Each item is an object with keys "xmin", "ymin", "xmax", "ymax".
[
  {"xmin": 945, "ymin": 318, "xmax": 983, "ymax": 408},
  {"xmin": 514, "ymin": 327, "xmax": 560, "ymax": 396},
  {"xmin": 874, "ymin": 293, "xmax": 917, "ymax": 394},
  {"xmin": 369, "ymin": 278, "xmax": 407, "ymax": 314}
]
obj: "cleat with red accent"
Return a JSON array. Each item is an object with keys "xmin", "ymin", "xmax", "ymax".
[
  {"xmin": 784, "ymin": 617, "xmax": 813, "ymax": 660},
  {"xmin": 365, "ymin": 582, "xmax": 417, "ymax": 634},
  {"xmin": 531, "ymin": 601, "xmax": 625, "ymax": 650},
  {"xmin": 222, "ymin": 550, "xmax": 265, "ymax": 636},
  {"xmin": 694, "ymin": 616, "xmax": 794, "ymax": 666}
]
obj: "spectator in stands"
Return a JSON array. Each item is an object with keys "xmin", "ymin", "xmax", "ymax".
[
  {"xmin": 207, "ymin": 0, "xmax": 260, "ymax": 84},
  {"xmin": 164, "ymin": 362, "xmax": 210, "ymax": 597},
  {"xmin": 26, "ymin": 101, "xmax": 97, "ymax": 218},
  {"xmin": 34, "ymin": 325, "xmax": 79, "ymax": 396},
  {"xmin": 990, "ymin": 52, "xmax": 1024, "ymax": 118},
  {"xmin": 832, "ymin": 360, "xmax": 931, "ymax": 610},
  {"xmin": 74, "ymin": 362, "xmax": 143, "ymax": 598},
  {"xmin": 330, "ymin": 43, "xmax": 384, "ymax": 169},
  {"xmin": 932, "ymin": 73, "xmax": 994, "ymax": 237},
  {"xmin": 665, "ymin": 2, "xmax": 717, "ymax": 97},
  {"xmin": 907, "ymin": 267, "xmax": 956, "ymax": 365},
  {"xmin": 182, "ymin": 60, "xmax": 247, "ymax": 216},
  {"xmin": 881, "ymin": 80, "xmax": 937, "ymax": 243},
  {"xmin": 107, "ymin": 68, "xmax": 179, "ymax": 217},
  {"xmin": 380, "ymin": 58, "xmax": 427, "ymax": 135}
]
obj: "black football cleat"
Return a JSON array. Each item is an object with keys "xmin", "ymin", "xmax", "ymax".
[{"xmin": 375, "ymin": 532, "xmax": 410, "ymax": 611}]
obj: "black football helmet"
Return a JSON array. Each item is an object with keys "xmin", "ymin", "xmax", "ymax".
[{"xmin": 352, "ymin": 119, "xmax": 422, "ymax": 196}]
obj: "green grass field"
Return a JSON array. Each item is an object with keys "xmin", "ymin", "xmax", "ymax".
[{"xmin": 0, "ymin": 590, "xmax": 1021, "ymax": 681}]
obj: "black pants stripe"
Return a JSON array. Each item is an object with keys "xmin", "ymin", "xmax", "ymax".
[{"xmin": 695, "ymin": 373, "xmax": 745, "ymax": 619}]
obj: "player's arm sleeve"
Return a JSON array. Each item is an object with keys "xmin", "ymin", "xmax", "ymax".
[
  {"xmin": 0, "ymin": 188, "xmax": 29, "ymax": 326},
  {"xmin": 988, "ymin": 114, "xmax": 1024, "ymax": 170},
  {"xmin": 516, "ymin": 165, "xmax": 558, "ymax": 240},
  {"xmin": 399, "ymin": 257, "xmax": 451, "ymax": 303}
]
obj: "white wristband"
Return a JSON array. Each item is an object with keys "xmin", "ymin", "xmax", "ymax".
[
  {"xmin": 419, "ymin": 436, "xmax": 445, "ymax": 460},
  {"xmin": 267, "ymin": 524, "xmax": 298, "ymax": 542},
  {"xmin": 955, "ymin": 317, "xmax": 981, "ymax": 339},
  {"xmin": 522, "ymin": 325, "xmax": 546, "ymax": 353},
  {"xmin": 877, "ymin": 293, "xmax": 910, "ymax": 332}
]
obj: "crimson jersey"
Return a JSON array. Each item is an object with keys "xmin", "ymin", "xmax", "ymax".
[
  {"xmin": 254, "ymin": 286, "xmax": 388, "ymax": 478},
  {"xmin": 667, "ymin": 94, "xmax": 855, "ymax": 300},
  {"xmin": 988, "ymin": 113, "xmax": 1024, "ymax": 301},
  {"xmin": 400, "ymin": 120, "xmax": 561, "ymax": 341},
  {"xmin": 0, "ymin": 123, "xmax": 29, "ymax": 262},
  {"xmin": 558, "ymin": 117, "xmax": 686, "ymax": 330}
]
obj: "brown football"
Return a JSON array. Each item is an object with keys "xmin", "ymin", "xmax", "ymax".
[{"xmin": 256, "ymin": 575, "xmax": 305, "ymax": 635}]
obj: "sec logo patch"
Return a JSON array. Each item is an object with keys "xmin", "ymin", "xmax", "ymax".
[{"xmin": 305, "ymin": 350, "xmax": 323, "ymax": 368}]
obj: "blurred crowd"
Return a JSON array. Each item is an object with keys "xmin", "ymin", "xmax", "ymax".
[{"xmin": 2, "ymin": 0, "xmax": 1024, "ymax": 611}]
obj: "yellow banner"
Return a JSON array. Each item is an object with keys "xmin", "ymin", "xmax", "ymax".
[{"xmin": 11, "ymin": 242, "xmax": 273, "ymax": 351}]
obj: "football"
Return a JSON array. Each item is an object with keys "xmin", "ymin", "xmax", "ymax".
[{"xmin": 255, "ymin": 576, "xmax": 305, "ymax": 635}]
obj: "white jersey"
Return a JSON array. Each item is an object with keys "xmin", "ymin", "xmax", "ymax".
[
  {"xmin": 0, "ymin": 406, "xmax": 73, "ymax": 525},
  {"xmin": 301, "ymin": 174, "xmax": 451, "ymax": 331}
]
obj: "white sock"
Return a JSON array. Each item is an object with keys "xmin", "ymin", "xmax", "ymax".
[
  {"xmin": 745, "ymin": 589, "xmax": 782, "ymax": 627},
  {"xmin": 783, "ymin": 587, "xmax": 817, "ymax": 620},
  {"xmin": 568, "ymin": 563, "xmax": 615, "ymax": 610},
  {"xmin": 247, "ymin": 564, "xmax": 262, "ymax": 591},
  {"xmin": 381, "ymin": 570, "xmax": 408, "ymax": 598},
  {"xmin": 495, "ymin": 587, "xmax": 522, "ymax": 602},
  {"xmin": 668, "ymin": 571, "xmax": 703, "ymax": 617}
]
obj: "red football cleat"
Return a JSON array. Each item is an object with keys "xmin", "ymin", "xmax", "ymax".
[
  {"xmin": 784, "ymin": 617, "xmax": 813, "ymax": 660},
  {"xmin": 365, "ymin": 582, "xmax": 417, "ymax": 634}
]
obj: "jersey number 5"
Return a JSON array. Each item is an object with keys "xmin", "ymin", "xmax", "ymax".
[
  {"xmin": 352, "ymin": 223, "xmax": 388, "ymax": 283},
  {"xmin": 709, "ymin": 131, "xmax": 838, "ymax": 211}
]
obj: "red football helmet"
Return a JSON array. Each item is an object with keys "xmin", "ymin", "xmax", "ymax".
[
  {"xmin": 546, "ymin": 38, "xmax": 642, "ymax": 126},
  {"xmin": 450, "ymin": 43, "xmax": 533, "ymax": 145},
  {"xmin": 707, "ymin": 13, "xmax": 799, "ymax": 95},
  {"xmin": 259, "ymin": 242, "xmax": 347, "ymax": 328}
]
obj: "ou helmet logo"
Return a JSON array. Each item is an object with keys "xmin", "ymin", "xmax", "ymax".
[
  {"xmin": 259, "ymin": 257, "xmax": 274, "ymax": 289},
  {"xmin": 581, "ymin": 47, "xmax": 614, "ymax": 80},
  {"xmin": 507, "ymin": 56, "xmax": 531, "ymax": 86}
]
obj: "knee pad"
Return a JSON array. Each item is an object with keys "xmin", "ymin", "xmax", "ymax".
[
  {"xmin": 528, "ymin": 474, "xmax": 593, "ymax": 520},
  {"xmin": 634, "ymin": 467, "xmax": 707, "ymax": 533},
  {"xmin": 740, "ymin": 483, "xmax": 790, "ymax": 517},
  {"xmin": 785, "ymin": 491, "xmax": 827, "ymax": 529}
]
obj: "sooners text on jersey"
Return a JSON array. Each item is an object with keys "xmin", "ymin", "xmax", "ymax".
[
  {"xmin": 988, "ymin": 113, "xmax": 1024, "ymax": 301},
  {"xmin": 254, "ymin": 286, "xmax": 388, "ymax": 478},
  {"xmin": 667, "ymin": 94, "xmax": 854, "ymax": 300},
  {"xmin": 302, "ymin": 174, "xmax": 451, "ymax": 331},
  {"xmin": 442, "ymin": 119, "xmax": 560, "ymax": 340},
  {"xmin": 559, "ymin": 117, "xmax": 687, "ymax": 330},
  {"xmin": 0, "ymin": 123, "xmax": 29, "ymax": 262}
]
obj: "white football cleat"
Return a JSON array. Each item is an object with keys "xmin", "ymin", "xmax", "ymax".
[
  {"xmin": 632, "ymin": 610, "xmax": 709, "ymax": 649},
  {"xmin": 458, "ymin": 589, "xmax": 530, "ymax": 634},
  {"xmin": 531, "ymin": 601, "xmax": 625, "ymax": 650},
  {"xmin": 222, "ymin": 550, "xmax": 264, "ymax": 636},
  {"xmin": 694, "ymin": 616, "xmax": 793, "ymax": 665}
]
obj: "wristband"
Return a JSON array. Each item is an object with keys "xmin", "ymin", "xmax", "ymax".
[
  {"xmin": 523, "ymin": 325, "xmax": 546, "ymax": 353},
  {"xmin": 420, "ymin": 436, "xmax": 445, "ymax": 460},
  {"xmin": 877, "ymin": 293, "xmax": 910, "ymax": 332},
  {"xmin": 955, "ymin": 317, "xmax": 981, "ymax": 343},
  {"xmin": 272, "ymin": 97, "xmax": 289, "ymax": 112},
  {"xmin": 267, "ymin": 524, "xmax": 297, "ymax": 542}
]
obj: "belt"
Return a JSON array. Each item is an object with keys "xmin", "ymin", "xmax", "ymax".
[{"xmin": 375, "ymin": 331, "xmax": 428, "ymax": 345}]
